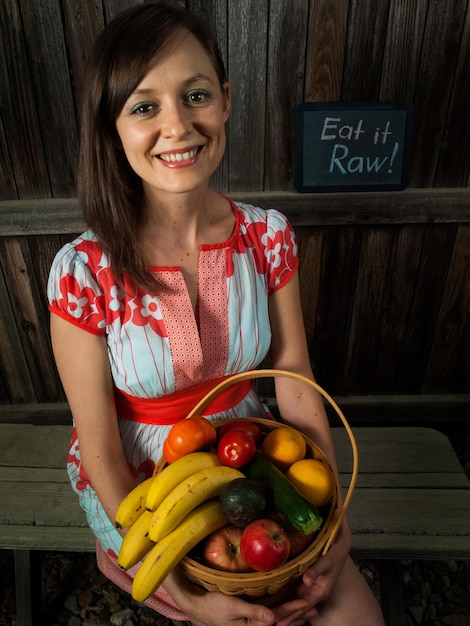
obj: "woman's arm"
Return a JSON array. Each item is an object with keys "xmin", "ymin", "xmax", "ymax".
[
  {"xmin": 268, "ymin": 271, "xmax": 338, "ymax": 466},
  {"xmin": 50, "ymin": 313, "xmax": 136, "ymax": 527}
]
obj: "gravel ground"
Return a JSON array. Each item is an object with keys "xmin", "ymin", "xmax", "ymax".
[{"xmin": 1, "ymin": 429, "xmax": 469, "ymax": 626}]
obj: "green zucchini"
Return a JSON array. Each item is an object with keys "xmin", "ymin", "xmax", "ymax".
[{"xmin": 246, "ymin": 453, "xmax": 323, "ymax": 535}]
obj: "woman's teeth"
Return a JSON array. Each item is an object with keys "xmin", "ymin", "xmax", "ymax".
[{"xmin": 160, "ymin": 149, "xmax": 198, "ymax": 162}]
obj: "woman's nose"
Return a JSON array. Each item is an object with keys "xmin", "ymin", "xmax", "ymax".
[{"xmin": 160, "ymin": 103, "xmax": 192, "ymax": 138}]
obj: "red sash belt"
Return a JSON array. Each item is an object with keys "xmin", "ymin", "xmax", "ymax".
[{"xmin": 114, "ymin": 376, "xmax": 252, "ymax": 425}]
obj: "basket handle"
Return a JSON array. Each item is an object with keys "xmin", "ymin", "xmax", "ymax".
[{"xmin": 186, "ymin": 369, "xmax": 358, "ymax": 555}]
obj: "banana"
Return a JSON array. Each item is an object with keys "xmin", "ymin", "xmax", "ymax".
[
  {"xmin": 146, "ymin": 451, "xmax": 221, "ymax": 512},
  {"xmin": 132, "ymin": 499, "xmax": 227, "ymax": 603},
  {"xmin": 117, "ymin": 509, "xmax": 155, "ymax": 570},
  {"xmin": 148, "ymin": 465, "xmax": 244, "ymax": 542},
  {"xmin": 115, "ymin": 475, "xmax": 157, "ymax": 529}
]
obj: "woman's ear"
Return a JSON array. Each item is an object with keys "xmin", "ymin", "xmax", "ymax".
[{"xmin": 222, "ymin": 82, "xmax": 231, "ymax": 122}]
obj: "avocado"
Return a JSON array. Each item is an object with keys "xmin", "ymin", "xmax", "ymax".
[{"xmin": 219, "ymin": 478, "xmax": 267, "ymax": 527}]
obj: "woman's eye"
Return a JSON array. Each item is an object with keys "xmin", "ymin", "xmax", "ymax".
[
  {"xmin": 185, "ymin": 90, "xmax": 211, "ymax": 105},
  {"xmin": 130, "ymin": 102, "xmax": 156, "ymax": 116}
]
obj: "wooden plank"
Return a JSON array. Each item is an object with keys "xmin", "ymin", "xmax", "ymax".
[
  {"xmin": 379, "ymin": 0, "xmax": 428, "ymax": 101},
  {"xmin": 366, "ymin": 225, "xmax": 424, "ymax": 393},
  {"xmin": 340, "ymin": 472, "xmax": 470, "ymax": 490},
  {"xmin": 61, "ymin": 0, "xmax": 104, "ymax": 111},
  {"xmin": 0, "ymin": 238, "xmax": 64, "ymax": 401},
  {"xmin": 0, "ymin": 111, "xmax": 17, "ymax": 200},
  {"xmin": 18, "ymin": 0, "xmax": 78, "ymax": 196},
  {"xmin": 396, "ymin": 224, "xmax": 457, "ymax": 393},
  {"xmin": 347, "ymin": 487, "xmax": 470, "ymax": 536},
  {"xmin": 423, "ymin": 224, "xmax": 470, "ymax": 392},
  {"xmin": 0, "ymin": 481, "xmax": 88, "ymax": 527},
  {"xmin": 27, "ymin": 234, "xmax": 67, "ymax": 331},
  {"xmin": 410, "ymin": 0, "xmax": 468, "ymax": 186},
  {"xmin": 103, "ymin": 0, "xmax": 144, "ymax": 22},
  {"xmin": 434, "ymin": 2, "xmax": 470, "ymax": 185},
  {"xmin": 0, "ymin": 467, "xmax": 70, "ymax": 483},
  {"xmin": 0, "ymin": 261, "xmax": 36, "ymax": 403},
  {"xmin": 0, "ymin": 526, "xmax": 95, "ymax": 551},
  {"xmin": 0, "ymin": 424, "xmax": 70, "ymax": 468},
  {"xmin": 332, "ymin": 426, "xmax": 467, "ymax": 474},
  {"xmin": 304, "ymin": 0, "xmax": 349, "ymax": 101},
  {"xmin": 341, "ymin": 0, "xmax": 390, "ymax": 100},
  {"xmin": 379, "ymin": 561, "xmax": 407, "ymax": 626},
  {"xmin": 297, "ymin": 227, "xmax": 327, "ymax": 348},
  {"xmin": 312, "ymin": 226, "xmax": 360, "ymax": 393},
  {"xmin": 0, "ymin": 0, "xmax": 50, "ymax": 199},
  {"xmin": 2, "ymin": 189, "xmax": 470, "ymax": 236},
  {"xmin": 14, "ymin": 551, "xmax": 33, "ymax": 626},
  {"xmin": 351, "ymin": 534, "xmax": 470, "ymax": 560},
  {"xmin": 227, "ymin": 0, "xmax": 268, "ymax": 191},
  {"xmin": 0, "ymin": 402, "xmax": 71, "ymax": 424},
  {"xmin": 343, "ymin": 227, "xmax": 394, "ymax": 394},
  {"xmin": 264, "ymin": 0, "xmax": 309, "ymax": 190}
]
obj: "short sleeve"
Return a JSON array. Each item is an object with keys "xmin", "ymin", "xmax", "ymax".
[
  {"xmin": 265, "ymin": 209, "xmax": 299, "ymax": 292},
  {"xmin": 47, "ymin": 240, "xmax": 107, "ymax": 335}
]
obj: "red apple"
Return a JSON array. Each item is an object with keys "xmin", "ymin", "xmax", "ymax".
[
  {"xmin": 269, "ymin": 512, "xmax": 313, "ymax": 558},
  {"xmin": 202, "ymin": 525, "xmax": 252, "ymax": 572},
  {"xmin": 286, "ymin": 525, "xmax": 314, "ymax": 558},
  {"xmin": 240, "ymin": 518, "xmax": 290, "ymax": 572}
]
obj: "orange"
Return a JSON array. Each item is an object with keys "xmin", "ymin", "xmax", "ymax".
[
  {"xmin": 286, "ymin": 458, "xmax": 334, "ymax": 508},
  {"xmin": 261, "ymin": 426, "xmax": 306, "ymax": 471}
]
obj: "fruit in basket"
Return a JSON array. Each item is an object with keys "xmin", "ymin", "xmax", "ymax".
[
  {"xmin": 270, "ymin": 512, "xmax": 314, "ymax": 558},
  {"xmin": 118, "ymin": 509, "xmax": 154, "ymax": 570},
  {"xmin": 217, "ymin": 430, "xmax": 257, "ymax": 467},
  {"xmin": 132, "ymin": 500, "xmax": 227, "ymax": 603},
  {"xmin": 163, "ymin": 416, "xmax": 217, "ymax": 463},
  {"xmin": 246, "ymin": 454, "xmax": 323, "ymax": 534},
  {"xmin": 202, "ymin": 525, "xmax": 251, "ymax": 572},
  {"xmin": 240, "ymin": 518, "xmax": 290, "ymax": 572},
  {"xmin": 218, "ymin": 419, "xmax": 263, "ymax": 444},
  {"xmin": 149, "ymin": 465, "xmax": 244, "ymax": 542},
  {"xmin": 286, "ymin": 458, "xmax": 334, "ymax": 508},
  {"xmin": 261, "ymin": 425, "xmax": 307, "ymax": 471},
  {"xmin": 219, "ymin": 478, "xmax": 267, "ymax": 527},
  {"xmin": 146, "ymin": 451, "xmax": 221, "ymax": 511},
  {"xmin": 115, "ymin": 475, "xmax": 157, "ymax": 528}
]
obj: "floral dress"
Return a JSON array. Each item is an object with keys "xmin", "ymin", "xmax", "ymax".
[{"xmin": 47, "ymin": 200, "xmax": 298, "ymax": 616}]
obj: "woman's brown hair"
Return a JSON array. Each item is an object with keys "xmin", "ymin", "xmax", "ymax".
[{"xmin": 78, "ymin": 2, "xmax": 227, "ymax": 292}]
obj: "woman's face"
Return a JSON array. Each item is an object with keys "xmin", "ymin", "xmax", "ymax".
[{"xmin": 115, "ymin": 30, "xmax": 230, "ymax": 200}]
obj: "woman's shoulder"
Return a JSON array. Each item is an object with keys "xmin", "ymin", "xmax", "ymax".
[
  {"xmin": 231, "ymin": 200, "xmax": 292, "ymax": 231},
  {"xmin": 51, "ymin": 230, "xmax": 108, "ymax": 272}
]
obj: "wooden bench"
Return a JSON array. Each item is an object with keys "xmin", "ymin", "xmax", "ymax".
[{"xmin": 1, "ymin": 414, "xmax": 469, "ymax": 626}]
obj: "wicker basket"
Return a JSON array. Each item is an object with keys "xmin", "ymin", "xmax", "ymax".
[{"xmin": 157, "ymin": 369, "xmax": 358, "ymax": 605}]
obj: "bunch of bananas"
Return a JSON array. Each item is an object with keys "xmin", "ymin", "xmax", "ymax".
[{"xmin": 114, "ymin": 451, "xmax": 243, "ymax": 602}]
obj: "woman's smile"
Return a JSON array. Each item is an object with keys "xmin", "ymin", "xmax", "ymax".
[{"xmin": 157, "ymin": 145, "xmax": 201, "ymax": 167}]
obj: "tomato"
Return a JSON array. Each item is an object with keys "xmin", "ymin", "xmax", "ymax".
[
  {"xmin": 163, "ymin": 416, "xmax": 217, "ymax": 463},
  {"xmin": 218, "ymin": 419, "xmax": 263, "ymax": 445},
  {"xmin": 218, "ymin": 431, "xmax": 257, "ymax": 468}
]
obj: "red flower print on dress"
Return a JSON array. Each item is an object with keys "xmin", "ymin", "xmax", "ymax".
[
  {"xmin": 130, "ymin": 459, "xmax": 156, "ymax": 482},
  {"xmin": 123, "ymin": 292, "xmax": 167, "ymax": 337},
  {"xmin": 236, "ymin": 214, "xmax": 268, "ymax": 276},
  {"xmin": 67, "ymin": 428, "xmax": 90, "ymax": 491},
  {"xmin": 58, "ymin": 275, "xmax": 106, "ymax": 330}
]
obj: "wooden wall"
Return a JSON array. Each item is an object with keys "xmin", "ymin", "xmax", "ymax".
[{"xmin": 1, "ymin": 0, "xmax": 469, "ymax": 406}]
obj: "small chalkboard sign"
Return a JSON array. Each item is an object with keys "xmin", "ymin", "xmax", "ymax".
[{"xmin": 295, "ymin": 102, "xmax": 415, "ymax": 192}]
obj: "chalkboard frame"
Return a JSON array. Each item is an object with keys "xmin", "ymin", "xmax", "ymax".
[{"xmin": 295, "ymin": 101, "xmax": 415, "ymax": 193}]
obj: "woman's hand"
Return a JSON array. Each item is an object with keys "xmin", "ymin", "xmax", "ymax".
[
  {"xmin": 164, "ymin": 568, "xmax": 277, "ymax": 626},
  {"xmin": 271, "ymin": 525, "xmax": 351, "ymax": 626}
]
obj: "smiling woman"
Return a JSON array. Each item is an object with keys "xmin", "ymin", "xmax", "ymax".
[
  {"xmin": 46, "ymin": 3, "xmax": 384, "ymax": 626},
  {"xmin": 115, "ymin": 32, "xmax": 230, "ymax": 200}
]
